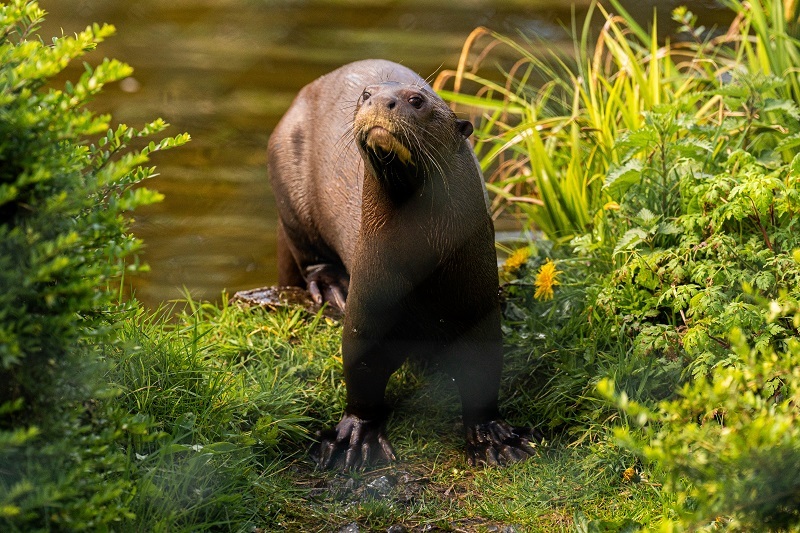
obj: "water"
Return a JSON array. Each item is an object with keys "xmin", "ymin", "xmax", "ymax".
[{"xmin": 39, "ymin": 0, "xmax": 730, "ymax": 307}]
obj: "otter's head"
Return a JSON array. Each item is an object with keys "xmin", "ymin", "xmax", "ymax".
[{"xmin": 353, "ymin": 81, "xmax": 473, "ymax": 200}]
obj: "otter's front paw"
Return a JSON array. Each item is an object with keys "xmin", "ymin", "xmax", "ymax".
[
  {"xmin": 465, "ymin": 420, "xmax": 541, "ymax": 467},
  {"xmin": 310, "ymin": 413, "xmax": 396, "ymax": 470},
  {"xmin": 306, "ymin": 263, "xmax": 349, "ymax": 311}
]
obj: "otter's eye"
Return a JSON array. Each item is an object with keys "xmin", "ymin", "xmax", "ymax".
[
  {"xmin": 361, "ymin": 90, "xmax": 371, "ymax": 101},
  {"xmin": 408, "ymin": 95, "xmax": 424, "ymax": 109}
]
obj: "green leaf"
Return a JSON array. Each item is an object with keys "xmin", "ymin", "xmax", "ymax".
[
  {"xmin": 604, "ymin": 159, "xmax": 643, "ymax": 200},
  {"xmin": 614, "ymin": 228, "xmax": 648, "ymax": 255}
]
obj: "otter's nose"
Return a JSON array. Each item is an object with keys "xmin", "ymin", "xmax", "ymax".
[
  {"xmin": 362, "ymin": 86, "xmax": 399, "ymax": 110},
  {"xmin": 368, "ymin": 94, "xmax": 396, "ymax": 110}
]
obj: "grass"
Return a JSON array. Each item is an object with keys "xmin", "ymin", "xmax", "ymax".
[
  {"xmin": 433, "ymin": 0, "xmax": 682, "ymax": 244},
  {"xmin": 101, "ymin": 296, "xmax": 667, "ymax": 532}
]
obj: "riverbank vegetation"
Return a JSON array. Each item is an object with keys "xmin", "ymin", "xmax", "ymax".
[{"xmin": 2, "ymin": 0, "xmax": 800, "ymax": 531}]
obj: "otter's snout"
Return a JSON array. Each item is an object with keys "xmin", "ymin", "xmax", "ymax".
[
  {"xmin": 355, "ymin": 83, "xmax": 430, "ymax": 166},
  {"xmin": 359, "ymin": 83, "xmax": 427, "ymax": 114},
  {"xmin": 364, "ymin": 93, "xmax": 397, "ymax": 110},
  {"xmin": 364, "ymin": 93, "xmax": 398, "ymax": 111}
]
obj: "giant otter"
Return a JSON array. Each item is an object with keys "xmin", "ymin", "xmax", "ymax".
[{"xmin": 268, "ymin": 59, "xmax": 537, "ymax": 468}]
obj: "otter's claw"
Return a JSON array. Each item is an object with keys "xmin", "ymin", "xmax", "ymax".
[
  {"xmin": 310, "ymin": 413, "xmax": 396, "ymax": 470},
  {"xmin": 465, "ymin": 420, "xmax": 542, "ymax": 467},
  {"xmin": 306, "ymin": 264, "xmax": 348, "ymax": 311}
]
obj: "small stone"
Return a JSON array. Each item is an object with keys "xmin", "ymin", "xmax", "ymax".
[
  {"xmin": 366, "ymin": 475, "xmax": 394, "ymax": 496},
  {"xmin": 339, "ymin": 522, "xmax": 360, "ymax": 533},
  {"xmin": 386, "ymin": 525, "xmax": 407, "ymax": 533}
]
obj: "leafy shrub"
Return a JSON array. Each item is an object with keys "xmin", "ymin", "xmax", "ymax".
[
  {"xmin": 0, "ymin": 1, "xmax": 187, "ymax": 529},
  {"xmin": 481, "ymin": 2, "xmax": 800, "ymax": 528},
  {"xmin": 607, "ymin": 299, "xmax": 800, "ymax": 530},
  {"xmin": 587, "ymin": 79, "xmax": 800, "ymax": 526},
  {"xmin": 600, "ymin": 75, "xmax": 800, "ymax": 378},
  {"xmin": 0, "ymin": 0, "xmax": 187, "ymax": 417},
  {"xmin": 500, "ymin": 74, "xmax": 800, "ymax": 435}
]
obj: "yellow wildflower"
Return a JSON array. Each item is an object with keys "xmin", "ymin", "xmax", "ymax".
[
  {"xmin": 622, "ymin": 466, "xmax": 637, "ymax": 482},
  {"xmin": 503, "ymin": 246, "xmax": 531, "ymax": 272},
  {"xmin": 534, "ymin": 259, "xmax": 561, "ymax": 301}
]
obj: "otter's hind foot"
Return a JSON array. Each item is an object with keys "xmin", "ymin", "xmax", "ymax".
[
  {"xmin": 306, "ymin": 263, "xmax": 349, "ymax": 311},
  {"xmin": 310, "ymin": 413, "xmax": 396, "ymax": 470},
  {"xmin": 465, "ymin": 420, "xmax": 542, "ymax": 467}
]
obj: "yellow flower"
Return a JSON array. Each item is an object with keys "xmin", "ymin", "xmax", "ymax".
[
  {"xmin": 503, "ymin": 246, "xmax": 531, "ymax": 272},
  {"xmin": 534, "ymin": 259, "xmax": 561, "ymax": 301},
  {"xmin": 622, "ymin": 466, "xmax": 638, "ymax": 483}
]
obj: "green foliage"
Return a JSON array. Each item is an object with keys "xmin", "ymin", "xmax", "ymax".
[
  {"xmin": 435, "ymin": 0, "xmax": 727, "ymax": 244},
  {"xmin": 0, "ymin": 0, "xmax": 188, "ymax": 412},
  {"xmin": 500, "ymin": 74, "xmax": 800, "ymax": 440},
  {"xmin": 725, "ymin": 0, "xmax": 800, "ymax": 104},
  {"xmin": 597, "ymin": 78, "xmax": 800, "ymax": 377},
  {"xmin": 0, "ymin": 1, "xmax": 187, "ymax": 529},
  {"xmin": 108, "ymin": 299, "xmax": 344, "ymax": 531},
  {"xmin": 437, "ymin": 0, "xmax": 800, "ymax": 250},
  {"xmin": 607, "ymin": 302, "xmax": 800, "ymax": 530},
  {"xmin": 0, "ymin": 393, "xmax": 154, "ymax": 530},
  {"xmin": 487, "ymin": 2, "xmax": 800, "ymax": 530}
]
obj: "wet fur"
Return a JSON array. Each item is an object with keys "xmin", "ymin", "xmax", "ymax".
[{"xmin": 268, "ymin": 59, "xmax": 537, "ymax": 468}]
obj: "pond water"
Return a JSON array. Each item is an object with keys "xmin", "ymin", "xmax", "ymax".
[{"xmin": 40, "ymin": 0, "xmax": 730, "ymax": 308}]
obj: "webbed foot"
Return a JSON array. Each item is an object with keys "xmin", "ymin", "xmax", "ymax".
[
  {"xmin": 465, "ymin": 419, "xmax": 542, "ymax": 467},
  {"xmin": 310, "ymin": 413, "xmax": 396, "ymax": 470},
  {"xmin": 306, "ymin": 263, "xmax": 348, "ymax": 311}
]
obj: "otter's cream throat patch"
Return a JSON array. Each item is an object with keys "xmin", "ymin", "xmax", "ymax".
[{"xmin": 366, "ymin": 127, "xmax": 413, "ymax": 166}]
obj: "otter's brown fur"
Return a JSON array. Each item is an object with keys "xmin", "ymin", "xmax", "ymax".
[{"xmin": 268, "ymin": 59, "xmax": 537, "ymax": 469}]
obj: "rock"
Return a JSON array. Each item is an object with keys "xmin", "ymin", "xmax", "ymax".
[
  {"xmin": 487, "ymin": 526, "xmax": 517, "ymax": 533},
  {"xmin": 365, "ymin": 475, "xmax": 394, "ymax": 497},
  {"xmin": 232, "ymin": 285, "xmax": 342, "ymax": 317},
  {"xmin": 345, "ymin": 477, "xmax": 358, "ymax": 492}
]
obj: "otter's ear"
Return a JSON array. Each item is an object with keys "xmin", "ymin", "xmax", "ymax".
[{"xmin": 456, "ymin": 119, "xmax": 474, "ymax": 139}]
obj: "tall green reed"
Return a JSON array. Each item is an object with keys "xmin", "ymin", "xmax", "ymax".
[
  {"xmin": 434, "ymin": 0, "xmax": 796, "ymax": 245},
  {"xmin": 725, "ymin": 0, "xmax": 800, "ymax": 102}
]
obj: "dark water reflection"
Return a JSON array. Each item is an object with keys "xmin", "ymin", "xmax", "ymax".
[{"xmin": 40, "ymin": 0, "xmax": 729, "ymax": 308}]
